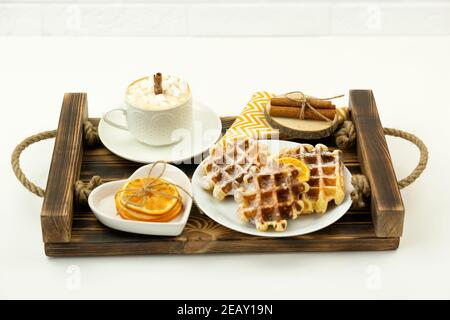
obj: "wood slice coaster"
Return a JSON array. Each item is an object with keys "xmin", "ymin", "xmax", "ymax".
[{"xmin": 264, "ymin": 100, "xmax": 339, "ymax": 140}]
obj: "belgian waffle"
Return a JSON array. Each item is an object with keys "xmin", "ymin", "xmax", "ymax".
[
  {"xmin": 279, "ymin": 144, "xmax": 345, "ymax": 214},
  {"xmin": 200, "ymin": 138, "xmax": 269, "ymax": 200},
  {"xmin": 235, "ymin": 164, "xmax": 309, "ymax": 232}
]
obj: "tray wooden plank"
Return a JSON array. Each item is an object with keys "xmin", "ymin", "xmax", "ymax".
[
  {"xmin": 350, "ymin": 90, "xmax": 405, "ymax": 237},
  {"xmin": 41, "ymin": 93, "xmax": 87, "ymax": 243},
  {"xmin": 42, "ymin": 91, "xmax": 402, "ymax": 256},
  {"xmin": 47, "ymin": 207, "xmax": 399, "ymax": 256}
]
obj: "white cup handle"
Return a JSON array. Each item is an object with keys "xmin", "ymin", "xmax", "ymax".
[{"xmin": 103, "ymin": 108, "xmax": 128, "ymax": 131}]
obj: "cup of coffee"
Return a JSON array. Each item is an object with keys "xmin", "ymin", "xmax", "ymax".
[{"xmin": 103, "ymin": 73, "xmax": 192, "ymax": 146}]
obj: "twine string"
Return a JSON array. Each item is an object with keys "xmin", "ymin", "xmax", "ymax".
[{"xmin": 116, "ymin": 160, "xmax": 193, "ymax": 209}]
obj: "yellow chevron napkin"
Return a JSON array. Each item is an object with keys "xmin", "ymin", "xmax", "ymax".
[{"xmin": 222, "ymin": 91, "xmax": 278, "ymax": 141}]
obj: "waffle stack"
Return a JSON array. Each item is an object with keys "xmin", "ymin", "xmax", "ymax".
[
  {"xmin": 235, "ymin": 164, "xmax": 310, "ymax": 232},
  {"xmin": 200, "ymin": 138, "xmax": 269, "ymax": 200},
  {"xmin": 200, "ymin": 136, "xmax": 346, "ymax": 232},
  {"xmin": 279, "ymin": 144, "xmax": 345, "ymax": 214}
]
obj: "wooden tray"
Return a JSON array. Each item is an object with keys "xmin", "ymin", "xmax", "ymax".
[{"xmin": 41, "ymin": 90, "xmax": 404, "ymax": 256}]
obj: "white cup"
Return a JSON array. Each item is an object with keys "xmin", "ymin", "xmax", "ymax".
[{"xmin": 103, "ymin": 77, "xmax": 192, "ymax": 146}]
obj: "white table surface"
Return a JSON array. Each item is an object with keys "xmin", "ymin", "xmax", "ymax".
[{"xmin": 0, "ymin": 36, "xmax": 448, "ymax": 299}]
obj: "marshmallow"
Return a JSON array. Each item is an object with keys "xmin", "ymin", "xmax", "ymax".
[
  {"xmin": 154, "ymin": 94, "xmax": 168, "ymax": 104},
  {"xmin": 166, "ymin": 85, "xmax": 181, "ymax": 98},
  {"xmin": 138, "ymin": 79, "xmax": 150, "ymax": 90},
  {"xmin": 127, "ymin": 74, "xmax": 190, "ymax": 110},
  {"xmin": 178, "ymin": 80, "xmax": 188, "ymax": 92},
  {"xmin": 165, "ymin": 75, "xmax": 177, "ymax": 86},
  {"xmin": 145, "ymin": 95, "xmax": 157, "ymax": 106}
]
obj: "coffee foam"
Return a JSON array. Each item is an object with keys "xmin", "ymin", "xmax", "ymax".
[{"xmin": 126, "ymin": 75, "xmax": 190, "ymax": 110}]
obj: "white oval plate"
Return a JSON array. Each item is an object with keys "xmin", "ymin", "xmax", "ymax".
[
  {"xmin": 88, "ymin": 163, "xmax": 193, "ymax": 236},
  {"xmin": 98, "ymin": 102, "xmax": 222, "ymax": 164},
  {"xmin": 192, "ymin": 140, "xmax": 354, "ymax": 237}
]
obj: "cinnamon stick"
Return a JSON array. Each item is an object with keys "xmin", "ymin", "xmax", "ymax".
[
  {"xmin": 269, "ymin": 105, "xmax": 336, "ymax": 121},
  {"xmin": 153, "ymin": 72, "xmax": 163, "ymax": 95},
  {"xmin": 270, "ymin": 97, "xmax": 335, "ymax": 109}
]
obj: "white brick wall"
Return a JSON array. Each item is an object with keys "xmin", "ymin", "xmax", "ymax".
[{"xmin": 0, "ymin": 1, "xmax": 449, "ymax": 36}]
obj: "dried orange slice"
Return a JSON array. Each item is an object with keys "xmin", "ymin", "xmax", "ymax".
[
  {"xmin": 277, "ymin": 157, "xmax": 310, "ymax": 182},
  {"xmin": 115, "ymin": 193, "xmax": 182, "ymax": 222},
  {"xmin": 114, "ymin": 177, "xmax": 184, "ymax": 223},
  {"xmin": 118, "ymin": 177, "xmax": 180, "ymax": 215}
]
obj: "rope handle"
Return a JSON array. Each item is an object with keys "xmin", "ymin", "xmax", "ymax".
[
  {"xmin": 11, "ymin": 130, "xmax": 57, "ymax": 197},
  {"xmin": 335, "ymin": 121, "xmax": 428, "ymax": 188},
  {"xmin": 12, "ymin": 121, "xmax": 427, "ymax": 209},
  {"xmin": 11, "ymin": 122, "xmax": 101, "ymax": 203},
  {"xmin": 335, "ymin": 122, "xmax": 428, "ymax": 207},
  {"xmin": 383, "ymin": 127, "xmax": 428, "ymax": 189}
]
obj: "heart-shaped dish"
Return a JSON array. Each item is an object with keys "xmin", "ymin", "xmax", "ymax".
[{"xmin": 88, "ymin": 163, "xmax": 192, "ymax": 236}]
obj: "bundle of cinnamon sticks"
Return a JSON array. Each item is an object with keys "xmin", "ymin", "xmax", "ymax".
[{"xmin": 269, "ymin": 95, "xmax": 336, "ymax": 121}]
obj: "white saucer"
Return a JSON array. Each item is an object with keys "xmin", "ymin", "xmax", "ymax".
[
  {"xmin": 192, "ymin": 140, "xmax": 354, "ymax": 238},
  {"xmin": 98, "ymin": 103, "xmax": 222, "ymax": 164}
]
